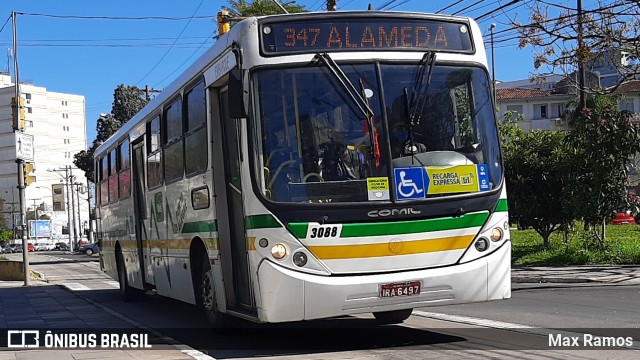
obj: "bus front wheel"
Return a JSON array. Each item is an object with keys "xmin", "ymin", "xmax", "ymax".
[
  {"xmin": 200, "ymin": 256, "xmax": 225, "ymax": 329},
  {"xmin": 116, "ymin": 250, "xmax": 139, "ymax": 302},
  {"xmin": 373, "ymin": 309, "xmax": 413, "ymax": 324}
]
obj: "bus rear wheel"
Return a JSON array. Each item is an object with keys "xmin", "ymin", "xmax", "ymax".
[
  {"xmin": 373, "ymin": 309, "xmax": 413, "ymax": 324},
  {"xmin": 200, "ymin": 256, "xmax": 225, "ymax": 329}
]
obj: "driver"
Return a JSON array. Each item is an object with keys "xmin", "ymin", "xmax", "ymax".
[{"xmin": 390, "ymin": 121, "xmax": 426, "ymax": 158}]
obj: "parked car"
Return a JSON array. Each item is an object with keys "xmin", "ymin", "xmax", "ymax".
[
  {"xmin": 27, "ymin": 243, "xmax": 35, "ymax": 252},
  {"xmin": 78, "ymin": 242, "xmax": 99, "ymax": 256},
  {"xmin": 13, "ymin": 244, "xmax": 23, "ymax": 252},
  {"xmin": 35, "ymin": 243, "xmax": 49, "ymax": 251},
  {"xmin": 611, "ymin": 211, "xmax": 636, "ymax": 225},
  {"xmin": 54, "ymin": 242, "xmax": 70, "ymax": 251},
  {"xmin": 2, "ymin": 244, "xmax": 14, "ymax": 253}
]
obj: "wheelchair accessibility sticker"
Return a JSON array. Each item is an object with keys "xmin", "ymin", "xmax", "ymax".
[{"xmin": 394, "ymin": 167, "xmax": 427, "ymax": 200}]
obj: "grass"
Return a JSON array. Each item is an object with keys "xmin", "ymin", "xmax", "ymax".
[{"xmin": 511, "ymin": 224, "xmax": 640, "ymax": 266}]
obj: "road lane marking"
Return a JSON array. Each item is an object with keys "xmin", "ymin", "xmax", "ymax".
[
  {"xmin": 413, "ymin": 310, "xmax": 640, "ymax": 350},
  {"xmin": 60, "ymin": 283, "xmax": 216, "ymax": 359},
  {"xmin": 62, "ymin": 282, "xmax": 92, "ymax": 291}
]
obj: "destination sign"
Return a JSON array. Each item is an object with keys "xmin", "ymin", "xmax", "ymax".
[{"xmin": 261, "ymin": 18, "xmax": 473, "ymax": 55}]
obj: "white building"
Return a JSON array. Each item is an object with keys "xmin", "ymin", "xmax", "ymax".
[{"xmin": 0, "ymin": 72, "xmax": 90, "ymax": 240}]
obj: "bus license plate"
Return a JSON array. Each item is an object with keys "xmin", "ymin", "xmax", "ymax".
[{"xmin": 379, "ymin": 281, "xmax": 421, "ymax": 298}]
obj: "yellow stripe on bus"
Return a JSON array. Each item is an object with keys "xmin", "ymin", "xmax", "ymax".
[
  {"xmin": 306, "ymin": 235, "xmax": 474, "ymax": 260},
  {"xmin": 102, "ymin": 238, "xmax": 219, "ymax": 250}
]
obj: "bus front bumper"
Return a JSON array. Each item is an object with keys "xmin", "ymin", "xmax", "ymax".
[{"xmin": 255, "ymin": 242, "xmax": 511, "ymax": 323}]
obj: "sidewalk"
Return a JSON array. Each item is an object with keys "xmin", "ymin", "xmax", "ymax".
[
  {"xmin": 512, "ymin": 265, "xmax": 640, "ymax": 285},
  {"xmin": 0, "ymin": 280, "xmax": 196, "ymax": 359}
]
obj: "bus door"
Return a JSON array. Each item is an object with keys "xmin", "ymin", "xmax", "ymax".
[
  {"xmin": 211, "ymin": 87, "xmax": 254, "ymax": 310},
  {"xmin": 131, "ymin": 138, "xmax": 153, "ymax": 285}
]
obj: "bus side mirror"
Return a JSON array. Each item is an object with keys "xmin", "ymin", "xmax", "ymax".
[{"xmin": 228, "ymin": 68, "xmax": 247, "ymax": 118}]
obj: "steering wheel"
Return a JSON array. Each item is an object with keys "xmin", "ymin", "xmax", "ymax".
[
  {"xmin": 302, "ymin": 173, "xmax": 324, "ymax": 182},
  {"xmin": 268, "ymin": 159, "xmax": 298, "ymax": 189}
]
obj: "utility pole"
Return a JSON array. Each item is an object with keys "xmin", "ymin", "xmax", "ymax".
[
  {"xmin": 87, "ymin": 179, "xmax": 94, "ymax": 242},
  {"xmin": 13, "ymin": 11, "xmax": 30, "ymax": 286},
  {"xmin": 489, "ymin": 23, "xmax": 496, "ymax": 106},
  {"xmin": 74, "ymin": 182, "xmax": 82, "ymax": 241},
  {"xmin": 145, "ymin": 85, "xmax": 161, "ymax": 102},
  {"xmin": 69, "ymin": 166, "xmax": 78, "ymax": 250},
  {"xmin": 327, "ymin": 0, "xmax": 337, "ymax": 11},
  {"xmin": 577, "ymin": 0, "xmax": 587, "ymax": 109}
]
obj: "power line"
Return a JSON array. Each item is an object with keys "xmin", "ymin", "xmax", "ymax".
[
  {"xmin": 17, "ymin": 12, "xmax": 215, "ymax": 21},
  {"xmin": 386, "ymin": 0, "xmax": 413, "ymax": 11},
  {"xmin": 152, "ymin": 29, "xmax": 216, "ymax": 88},
  {"xmin": 452, "ymin": 0, "xmax": 485, "ymax": 16},
  {"xmin": 476, "ymin": 0, "xmax": 520, "ymax": 20},
  {"xmin": 134, "ymin": 0, "xmax": 206, "ymax": 87},
  {"xmin": 8, "ymin": 36, "xmax": 211, "ymax": 42},
  {"xmin": 436, "ymin": 0, "xmax": 466, "ymax": 14},
  {"xmin": 0, "ymin": 15, "xmax": 11, "ymax": 35}
]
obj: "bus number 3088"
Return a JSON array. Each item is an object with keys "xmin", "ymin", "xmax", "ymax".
[{"xmin": 309, "ymin": 226, "xmax": 339, "ymax": 238}]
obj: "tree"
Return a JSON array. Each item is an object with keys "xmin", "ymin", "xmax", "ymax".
[
  {"xmin": 564, "ymin": 94, "xmax": 640, "ymax": 243},
  {"xmin": 515, "ymin": 1, "xmax": 640, "ymax": 94},
  {"xmin": 74, "ymin": 85, "xmax": 148, "ymax": 182},
  {"xmin": 500, "ymin": 119, "xmax": 571, "ymax": 247},
  {"xmin": 224, "ymin": 0, "xmax": 306, "ymax": 17}
]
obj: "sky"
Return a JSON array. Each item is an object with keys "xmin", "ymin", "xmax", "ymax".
[{"xmin": 0, "ymin": 0, "xmax": 586, "ymax": 146}]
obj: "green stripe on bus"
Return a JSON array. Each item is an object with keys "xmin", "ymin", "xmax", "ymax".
[
  {"xmin": 287, "ymin": 223, "xmax": 308, "ymax": 239},
  {"xmin": 339, "ymin": 212, "xmax": 489, "ymax": 238},
  {"xmin": 495, "ymin": 199, "xmax": 508, "ymax": 212},
  {"xmin": 245, "ymin": 214, "xmax": 281, "ymax": 229},
  {"xmin": 287, "ymin": 212, "xmax": 489, "ymax": 239},
  {"xmin": 182, "ymin": 220, "xmax": 217, "ymax": 233}
]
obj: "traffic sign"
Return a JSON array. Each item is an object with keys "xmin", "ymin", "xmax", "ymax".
[{"xmin": 15, "ymin": 132, "xmax": 34, "ymax": 161}]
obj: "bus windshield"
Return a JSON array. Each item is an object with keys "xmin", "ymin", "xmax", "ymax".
[{"xmin": 254, "ymin": 62, "xmax": 502, "ymax": 203}]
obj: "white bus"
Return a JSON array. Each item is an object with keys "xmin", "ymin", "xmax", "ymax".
[{"xmin": 95, "ymin": 10, "xmax": 511, "ymax": 327}]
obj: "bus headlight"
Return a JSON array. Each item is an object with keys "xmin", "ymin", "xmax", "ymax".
[
  {"xmin": 474, "ymin": 238, "xmax": 489, "ymax": 252},
  {"xmin": 271, "ymin": 243, "xmax": 287, "ymax": 259},
  {"xmin": 292, "ymin": 252, "xmax": 307, "ymax": 267},
  {"xmin": 490, "ymin": 227, "xmax": 504, "ymax": 242}
]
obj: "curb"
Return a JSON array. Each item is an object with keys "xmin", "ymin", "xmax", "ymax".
[{"xmin": 512, "ymin": 276, "xmax": 598, "ymax": 284}]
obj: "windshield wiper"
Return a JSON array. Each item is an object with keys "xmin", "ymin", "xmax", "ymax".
[
  {"xmin": 312, "ymin": 53, "xmax": 378, "ymax": 162},
  {"xmin": 408, "ymin": 51, "xmax": 436, "ymax": 127}
]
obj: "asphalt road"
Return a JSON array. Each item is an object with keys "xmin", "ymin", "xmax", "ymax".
[{"xmin": 8, "ymin": 252, "xmax": 640, "ymax": 359}]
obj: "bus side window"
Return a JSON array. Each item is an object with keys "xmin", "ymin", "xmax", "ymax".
[
  {"xmin": 118, "ymin": 139, "xmax": 131, "ymax": 199},
  {"xmin": 147, "ymin": 115, "xmax": 163, "ymax": 189},
  {"xmin": 108, "ymin": 148, "xmax": 119, "ymax": 203},
  {"xmin": 100, "ymin": 156, "xmax": 109, "ymax": 205},
  {"xmin": 185, "ymin": 80, "xmax": 207, "ymax": 177},
  {"xmin": 163, "ymin": 98, "xmax": 184, "ymax": 183}
]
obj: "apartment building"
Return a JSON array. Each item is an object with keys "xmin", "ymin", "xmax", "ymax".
[{"xmin": 0, "ymin": 72, "xmax": 89, "ymax": 238}]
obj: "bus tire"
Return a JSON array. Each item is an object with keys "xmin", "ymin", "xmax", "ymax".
[
  {"xmin": 116, "ymin": 250, "xmax": 138, "ymax": 302},
  {"xmin": 373, "ymin": 309, "xmax": 413, "ymax": 324},
  {"xmin": 200, "ymin": 256, "xmax": 225, "ymax": 329}
]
